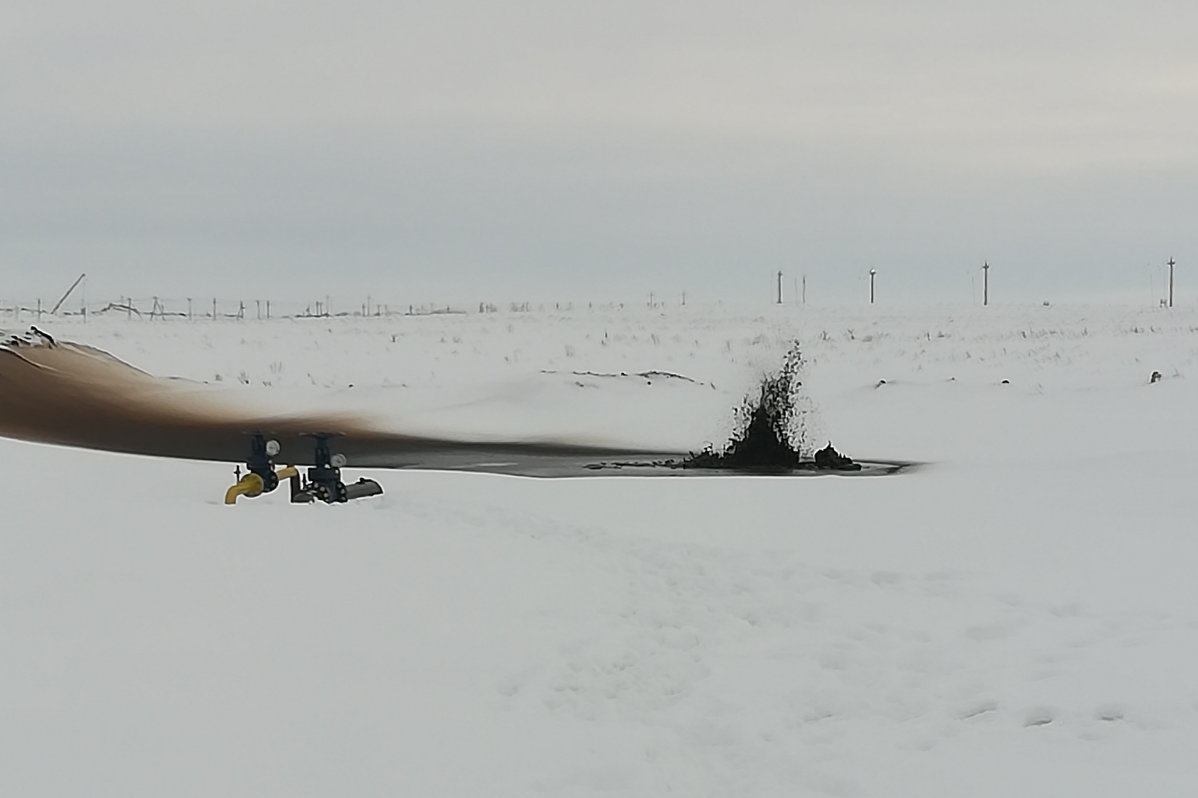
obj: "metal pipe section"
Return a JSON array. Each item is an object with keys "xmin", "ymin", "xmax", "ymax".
[
  {"xmin": 343, "ymin": 479, "xmax": 384, "ymax": 501},
  {"xmin": 224, "ymin": 473, "xmax": 265, "ymax": 505}
]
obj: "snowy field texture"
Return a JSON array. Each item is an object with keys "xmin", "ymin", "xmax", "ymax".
[{"xmin": 3, "ymin": 302, "xmax": 1198, "ymax": 797}]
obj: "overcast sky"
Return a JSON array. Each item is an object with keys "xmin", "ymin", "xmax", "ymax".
[{"xmin": 4, "ymin": 0, "xmax": 1198, "ymax": 307}]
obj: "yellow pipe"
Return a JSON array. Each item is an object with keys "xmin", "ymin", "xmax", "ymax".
[
  {"xmin": 224, "ymin": 473, "xmax": 264, "ymax": 505},
  {"xmin": 224, "ymin": 467, "xmax": 300, "ymax": 505}
]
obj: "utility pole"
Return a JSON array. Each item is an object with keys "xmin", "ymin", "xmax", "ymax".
[
  {"xmin": 776, "ymin": 270, "xmax": 783, "ymax": 304},
  {"xmin": 1168, "ymin": 257, "xmax": 1176, "ymax": 308},
  {"xmin": 983, "ymin": 261, "xmax": 990, "ymax": 307},
  {"xmin": 869, "ymin": 269, "xmax": 877, "ymax": 304}
]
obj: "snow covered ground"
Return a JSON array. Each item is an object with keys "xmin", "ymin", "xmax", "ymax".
[{"xmin": 3, "ymin": 302, "xmax": 1198, "ymax": 797}]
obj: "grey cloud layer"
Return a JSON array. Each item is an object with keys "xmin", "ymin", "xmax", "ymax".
[{"xmin": 4, "ymin": 0, "xmax": 1197, "ymax": 302}]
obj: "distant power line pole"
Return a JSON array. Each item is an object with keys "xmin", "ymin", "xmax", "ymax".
[
  {"xmin": 869, "ymin": 268, "xmax": 877, "ymax": 304},
  {"xmin": 776, "ymin": 270, "xmax": 783, "ymax": 304},
  {"xmin": 983, "ymin": 261, "xmax": 990, "ymax": 307},
  {"xmin": 1168, "ymin": 257, "xmax": 1176, "ymax": 308}
]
